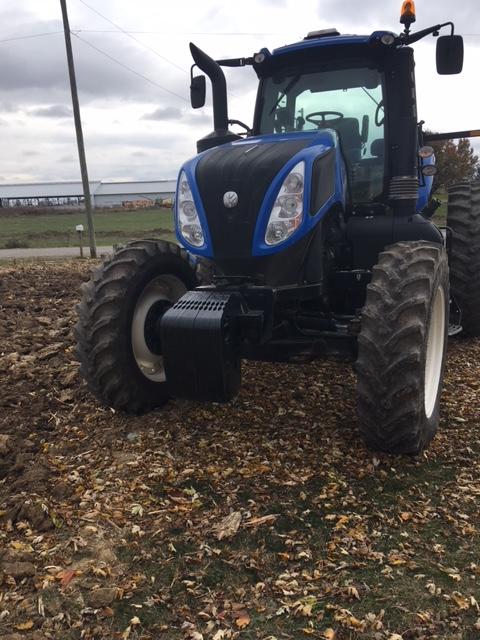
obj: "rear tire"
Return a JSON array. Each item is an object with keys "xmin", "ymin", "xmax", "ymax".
[
  {"xmin": 356, "ymin": 241, "xmax": 449, "ymax": 454},
  {"xmin": 75, "ymin": 240, "xmax": 197, "ymax": 413},
  {"xmin": 447, "ymin": 181, "xmax": 480, "ymax": 336}
]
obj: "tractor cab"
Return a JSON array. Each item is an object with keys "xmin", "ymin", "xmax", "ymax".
[{"xmin": 253, "ymin": 37, "xmax": 386, "ymax": 206}]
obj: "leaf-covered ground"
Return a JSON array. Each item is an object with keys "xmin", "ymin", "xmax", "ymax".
[{"xmin": 0, "ymin": 261, "xmax": 479, "ymax": 640}]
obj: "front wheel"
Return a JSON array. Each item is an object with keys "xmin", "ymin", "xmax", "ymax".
[
  {"xmin": 356, "ymin": 241, "xmax": 449, "ymax": 454},
  {"xmin": 75, "ymin": 240, "xmax": 198, "ymax": 413}
]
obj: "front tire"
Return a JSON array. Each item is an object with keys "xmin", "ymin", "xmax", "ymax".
[
  {"xmin": 447, "ymin": 182, "xmax": 480, "ymax": 336},
  {"xmin": 75, "ymin": 240, "xmax": 197, "ymax": 413},
  {"xmin": 356, "ymin": 241, "xmax": 449, "ymax": 454}
]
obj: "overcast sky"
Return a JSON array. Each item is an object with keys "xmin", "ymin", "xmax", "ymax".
[{"xmin": 1, "ymin": 0, "xmax": 479, "ymax": 183}]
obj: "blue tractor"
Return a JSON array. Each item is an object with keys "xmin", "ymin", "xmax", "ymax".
[{"xmin": 76, "ymin": 3, "xmax": 480, "ymax": 454}]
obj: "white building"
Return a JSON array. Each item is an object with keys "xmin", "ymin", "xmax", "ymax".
[{"xmin": 0, "ymin": 179, "xmax": 176, "ymax": 208}]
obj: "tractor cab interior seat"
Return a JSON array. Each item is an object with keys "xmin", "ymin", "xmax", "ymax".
[{"xmin": 317, "ymin": 117, "xmax": 363, "ymax": 163}]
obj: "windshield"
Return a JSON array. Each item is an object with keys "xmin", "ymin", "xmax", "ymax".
[{"xmin": 257, "ymin": 65, "xmax": 385, "ymax": 203}]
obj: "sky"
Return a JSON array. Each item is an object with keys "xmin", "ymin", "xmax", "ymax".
[{"xmin": 1, "ymin": 0, "xmax": 479, "ymax": 184}]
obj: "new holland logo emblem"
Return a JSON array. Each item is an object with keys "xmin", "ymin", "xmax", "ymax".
[{"xmin": 223, "ymin": 191, "xmax": 239, "ymax": 208}]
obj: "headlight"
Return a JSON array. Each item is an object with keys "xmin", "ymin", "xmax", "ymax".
[
  {"xmin": 176, "ymin": 171, "xmax": 205, "ymax": 247},
  {"xmin": 265, "ymin": 162, "xmax": 305, "ymax": 246}
]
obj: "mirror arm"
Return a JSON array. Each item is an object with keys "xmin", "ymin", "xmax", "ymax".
[
  {"xmin": 399, "ymin": 21, "xmax": 454, "ymax": 45},
  {"xmin": 216, "ymin": 57, "xmax": 254, "ymax": 67}
]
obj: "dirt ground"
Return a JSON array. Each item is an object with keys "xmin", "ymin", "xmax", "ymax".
[{"xmin": 0, "ymin": 261, "xmax": 479, "ymax": 640}]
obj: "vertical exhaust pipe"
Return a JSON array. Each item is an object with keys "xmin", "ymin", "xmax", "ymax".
[{"xmin": 189, "ymin": 43, "xmax": 239, "ymax": 152}]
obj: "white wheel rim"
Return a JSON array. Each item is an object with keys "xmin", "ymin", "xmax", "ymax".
[
  {"xmin": 424, "ymin": 285, "xmax": 446, "ymax": 419},
  {"xmin": 131, "ymin": 274, "xmax": 186, "ymax": 382}
]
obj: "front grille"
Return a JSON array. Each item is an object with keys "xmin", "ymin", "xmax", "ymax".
[{"xmin": 195, "ymin": 139, "xmax": 311, "ymax": 258}]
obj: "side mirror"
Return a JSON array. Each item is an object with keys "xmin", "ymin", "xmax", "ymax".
[
  {"xmin": 190, "ymin": 75, "xmax": 206, "ymax": 109},
  {"xmin": 436, "ymin": 35, "xmax": 464, "ymax": 75}
]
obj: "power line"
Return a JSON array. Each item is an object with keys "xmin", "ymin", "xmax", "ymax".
[
  {"xmin": 71, "ymin": 32, "xmax": 188, "ymax": 102},
  {"xmin": 0, "ymin": 31, "xmax": 63, "ymax": 44},
  {"xmin": 76, "ymin": 0, "xmax": 187, "ymax": 73},
  {"xmin": 73, "ymin": 29, "xmax": 289, "ymax": 36}
]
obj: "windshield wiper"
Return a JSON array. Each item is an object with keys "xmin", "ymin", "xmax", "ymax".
[{"xmin": 269, "ymin": 74, "xmax": 301, "ymax": 115}]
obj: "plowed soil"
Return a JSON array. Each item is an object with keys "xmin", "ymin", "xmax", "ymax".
[{"xmin": 0, "ymin": 260, "xmax": 479, "ymax": 640}]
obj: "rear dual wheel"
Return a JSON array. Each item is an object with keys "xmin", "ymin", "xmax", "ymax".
[
  {"xmin": 75, "ymin": 240, "xmax": 197, "ymax": 413},
  {"xmin": 447, "ymin": 181, "xmax": 480, "ymax": 337},
  {"xmin": 356, "ymin": 241, "xmax": 449, "ymax": 454}
]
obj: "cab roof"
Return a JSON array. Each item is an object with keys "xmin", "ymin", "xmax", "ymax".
[
  {"xmin": 252, "ymin": 31, "xmax": 397, "ymax": 77},
  {"xmin": 272, "ymin": 31, "xmax": 396, "ymax": 56}
]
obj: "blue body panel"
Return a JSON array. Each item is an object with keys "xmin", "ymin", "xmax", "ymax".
[
  {"xmin": 417, "ymin": 154, "xmax": 435, "ymax": 211},
  {"xmin": 176, "ymin": 130, "xmax": 347, "ymax": 259}
]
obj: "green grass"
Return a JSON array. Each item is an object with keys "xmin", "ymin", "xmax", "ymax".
[
  {"xmin": 0, "ymin": 207, "xmax": 175, "ymax": 249},
  {"xmin": 432, "ymin": 191, "xmax": 448, "ymax": 225}
]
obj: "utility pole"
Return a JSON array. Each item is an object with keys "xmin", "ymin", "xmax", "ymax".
[{"xmin": 60, "ymin": 0, "xmax": 97, "ymax": 258}]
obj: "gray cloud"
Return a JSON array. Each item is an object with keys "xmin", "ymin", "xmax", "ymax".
[
  {"xmin": 0, "ymin": 7, "xmax": 189, "ymax": 109},
  {"xmin": 183, "ymin": 110, "xmax": 214, "ymax": 127},
  {"xmin": 58, "ymin": 155, "xmax": 76, "ymax": 163},
  {"xmin": 21, "ymin": 150, "xmax": 41, "ymax": 157},
  {"xmin": 141, "ymin": 106, "xmax": 182, "ymax": 120},
  {"xmin": 0, "ymin": 102, "xmax": 20, "ymax": 114},
  {"xmin": 30, "ymin": 104, "xmax": 73, "ymax": 118}
]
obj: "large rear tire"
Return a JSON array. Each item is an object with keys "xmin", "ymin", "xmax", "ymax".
[
  {"xmin": 75, "ymin": 240, "xmax": 197, "ymax": 413},
  {"xmin": 356, "ymin": 241, "xmax": 449, "ymax": 454},
  {"xmin": 447, "ymin": 181, "xmax": 480, "ymax": 336}
]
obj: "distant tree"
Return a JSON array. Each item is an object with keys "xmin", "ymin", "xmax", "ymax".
[{"xmin": 426, "ymin": 133, "xmax": 480, "ymax": 191}]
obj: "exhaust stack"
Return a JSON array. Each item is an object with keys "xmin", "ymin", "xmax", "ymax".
[{"xmin": 190, "ymin": 43, "xmax": 239, "ymax": 153}]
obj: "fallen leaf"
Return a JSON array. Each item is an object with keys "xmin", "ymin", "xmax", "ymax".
[
  {"xmin": 214, "ymin": 511, "xmax": 241, "ymax": 540},
  {"xmin": 16, "ymin": 621, "xmax": 34, "ymax": 630},
  {"xmin": 244, "ymin": 514, "xmax": 278, "ymax": 527},
  {"xmin": 452, "ymin": 591, "xmax": 470, "ymax": 610},
  {"xmin": 235, "ymin": 612, "xmax": 251, "ymax": 628},
  {"xmin": 59, "ymin": 569, "xmax": 76, "ymax": 587}
]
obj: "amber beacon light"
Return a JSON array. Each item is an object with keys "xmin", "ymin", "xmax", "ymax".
[{"xmin": 400, "ymin": 1, "xmax": 416, "ymax": 33}]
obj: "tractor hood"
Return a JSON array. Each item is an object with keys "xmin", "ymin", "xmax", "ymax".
[{"xmin": 175, "ymin": 130, "xmax": 346, "ymax": 261}]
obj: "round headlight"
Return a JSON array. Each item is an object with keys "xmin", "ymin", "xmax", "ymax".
[
  {"xmin": 182, "ymin": 201, "xmax": 197, "ymax": 219},
  {"xmin": 422, "ymin": 165, "xmax": 438, "ymax": 176},
  {"xmin": 279, "ymin": 195, "xmax": 299, "ymax": 216},
  {"xmin": 284, "ymin": 172, "xmax": 303, "ymax": 193}
]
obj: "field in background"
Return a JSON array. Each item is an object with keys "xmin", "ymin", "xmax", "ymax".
[
  {"xmin": 0, "ymin": 207, "xmax": 175, "ymax": 249},
  {"xmin": 0, "ymin": 193, "xmax": 448, "ymax": 251}
]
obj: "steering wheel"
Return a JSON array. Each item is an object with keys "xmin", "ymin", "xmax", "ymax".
[
  {"xmin": 375, "ymin": 100, "xmax": 385, "ymax": 127},
  {"xmin": 305, "ymin": 111, "xmax": 344, "ymax": 127}
]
